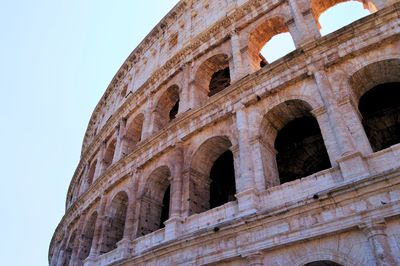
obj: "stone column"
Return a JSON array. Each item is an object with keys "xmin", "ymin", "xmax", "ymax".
[
  {"xmin": 230, "ymin": 30, "xmax": 247, "ymax": 83},
  {"xmin": 243, "ymin": 252, "xmax": 264, "ymax": 266},
  {"xmin": 85, "ymin": 196, "xmax": 108, "ymax": 266},
  {"xmin": 311, "ymin": 106, "xmax": 340, "ymax": 167},
  {"xmin": 178, "ymin": 63, "xmax": 192, "ymax": 114},
  {"xmin": 234, "ymin": 106, "xmax": 259, "ymax": 215},
  {"xmin": 165, "ymin": 142, "xmax": 184, "ymax": 241},
  {"xmin": 117, "ymin": 174, "xmax": 138, "ymax": 258},
  {"xmin": 359, "ymin": 220, "xmax": 397, "ymax": 266},
  {"xmin": 141, "ymin": 95, "xmax": 155, "ymax": 140},
  {"xmin": 338, "ymin": 96, "xmax": 373, "ymax": 156},
  {"xmin": 313, "ymin": 69, "xmax": 369, "ymax": 179},
  {"xmin": 287, "ymin": 0, "xmax": 320, "ymax": 46},
  {"xmin": 114, "ymin": 118, "xmax": 128, "ymax": 161}
]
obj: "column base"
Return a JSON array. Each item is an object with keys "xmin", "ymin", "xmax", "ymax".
[
  {"xmin": 337, "ymin": 151, "xmax": 369, "ymax": 180},
  {"xmin": 116, "ymin": 238, "xmax": 132, "ymax": 258},
  {"xmin": 164, "ymin": 216, "xmax": 183, "ymax": 241},
  {"xmin": 235, "ymin": 188, "xmax": 260, "ymax": 216}
]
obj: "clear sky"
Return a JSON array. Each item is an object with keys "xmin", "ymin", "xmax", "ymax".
[{"xmin": 0, "ymin": 1, "xmax": 369, "ymax": 266}]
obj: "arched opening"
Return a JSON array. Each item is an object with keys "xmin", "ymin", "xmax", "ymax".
[
  {"xmin": 86, "ymin": 160, "xmax": 96, "ymax": 187},
  {"xmin": 153, "ymin": 85, "xmax": 180, "ymax": 133},
  {"xmin": 78, "ymin": 212, "xmax": 97, "ymax": 262},
  {"xmin": 137, "ymin": 166, "xmax": 171, "ymax": 236},
  {"xmin": 100, "ymin": 192, "xmax": 128, "ymax": 254},
  {"xmin": 194, "ymin": 54, "xmax": 231, "ymax": 103},
  {"xmin": 350, "ymin": 59, "xmax": 400, "ymax": 153},
  {"xmin": 260, "ymin": 100, "xmax": 331, "ymax": 185},
  {"xmin": 159, "ymin": 185, "xmax": 171, "ymax": 228},
  {"xmin": 188, "ymin": 136, "xmax": 236, "ymax": 215},
  {"xmin": 63, "ymin": 230, "xmax": 76, "ymax": 266},
  {"xmin": 359, "ymin": 83, "xmax": 400, "ymax": 151},
  {"xmin": 209, "ymin": 150, "xmax": 236, "ymax": 209},
  {"xmin": 249, "ymin": 17, "xmax": 296, "ymax": 69},
  {"xmin": 311, "ymin": 0, "xmax": 375, "ymax": 36},
  {"xmin": 124, "ymin": 113, "xmax": 144, "ymax": 155},
  {"xmin": 304, "ymin": 261, "xmax": 343, "ymax": 266},
  {"xmin": 103, "ymin": 140, "xmax": 116, "ymax": 170}
]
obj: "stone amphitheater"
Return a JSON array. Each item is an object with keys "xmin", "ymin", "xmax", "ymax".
[{"xmin": 49, "ymin": 0, "xmax": 400, "ymax": 265}]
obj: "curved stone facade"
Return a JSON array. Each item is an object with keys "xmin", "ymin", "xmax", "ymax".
[{"xmin": 50, "ymin": 0, "xmax": 400, "ymax": 265}]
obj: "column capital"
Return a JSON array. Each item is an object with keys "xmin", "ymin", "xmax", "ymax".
[{"xmin": 359, "ymin": 219, "xmax": 388, "ymax": 238}]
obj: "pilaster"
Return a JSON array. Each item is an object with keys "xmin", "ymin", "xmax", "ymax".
[{"xmin": 359, "ymin": 219, "xmax": 397, "ymax": 266}]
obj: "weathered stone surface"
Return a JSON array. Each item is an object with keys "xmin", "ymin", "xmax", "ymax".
[{"xmin": 50, "ymin": 1, "xmax": 400, "ymax": 265}]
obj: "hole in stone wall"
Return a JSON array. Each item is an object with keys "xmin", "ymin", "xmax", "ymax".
[
  {"xmin": 159, "ymin": 185, "xmax": 171, "ymax": 228},
  {"xmin": 275, "ymin": 116, "xmax": 331, "ymax": 184},
  {"xmin": 208, "ymin": 67, "xmax": 231, "ymax": 97},
  {"xmin": 313, "ymin": 1, "xmax": 373, "ymax": 36},
  {"xmin": 359, "ymin": 82, "xmax": 400, "ymax": 152},
  {"xmin": 209, "ymin": 150, "xmax": 236, "ymax": 209}
]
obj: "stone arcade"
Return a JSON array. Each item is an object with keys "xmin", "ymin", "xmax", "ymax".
[{"xmin": 49, "ymin": 0, "xmax": 400, "ymax": 265}]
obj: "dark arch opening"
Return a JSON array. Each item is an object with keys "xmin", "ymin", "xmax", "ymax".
[
  {"xmin": 100, "ymin": 192, "xmax": 128, "ymax": 254},
  {"xmin": 78, "ymin": 212, "xmax": 97, "ymax": 262},
  {"xmin": 359, "ymin": 82, "xmax": 400, "ymax": 152},
  {"xmin": 169, "ymin": 100, "xmax": 179, "ymax": 120},
  {"xmin": 275, "ymin": 116, "xmax": 331, "ymax": 184},
  {"xmin": 63, "ymin": 230, "xmax": 76, "ymax": 266},
  {"xmin": 209, "ymin": 150, "xmax": 236, "ymax": 209},
  {"xmin": 137, "ymin": 166, "xmax": 171, "ymax": 236},
  {"xmin": 159, "ymin": 185, "xmax": 171, "ymax": 228},
  {"xmin": 304, "ymin": 261, "xmax": 343, "ymax": 266},
  {"xmin": 208, "ymin": 67, "xmax": 231, "ymax": 97}
]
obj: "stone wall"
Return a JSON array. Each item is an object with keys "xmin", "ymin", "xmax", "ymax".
[{"xmin": 50, "ymin": 0, "xmax": 400, "ymax": 265}]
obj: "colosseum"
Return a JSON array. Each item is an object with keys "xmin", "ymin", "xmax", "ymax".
[{"xmin": 49, "ymin": 0, "xmax": 400, "ymax": 265}]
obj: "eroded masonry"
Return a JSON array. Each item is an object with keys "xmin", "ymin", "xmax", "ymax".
[{"xmin": 49, "ymin": 0, "xmax": 400, "ymax": 265}]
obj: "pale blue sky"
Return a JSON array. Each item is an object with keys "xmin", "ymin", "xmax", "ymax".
[{"xmin": 0, "ymin": 1, "xmax": 369, "ymax": 266}]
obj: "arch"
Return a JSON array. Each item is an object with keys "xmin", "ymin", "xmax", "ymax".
[
  {"xmin": 63, "ymin": 230, "xmax": 77, "ymax": 266},
  {"xmin": 311, "ymin": 0, "xmax": 376, "ymax": 35},
  {"xmin": 78, "ymin": 212, "xmax": 98, "ymax": 263},
  {"xmin": 293, "ymin": 248, "xmax": 362, "ymax": 266},
  {"xmin": 103, "ymin": 139, "xmax": 116, "ymax": 170},
  {"xmin": 303, "ymin": 261, "xmax": 343, "ymax": 266},
  {"xmin": 259, "ymin": 100, "xmax": 331, "ymax": 185},
  {"xmin": 124, "ymin": 113, "xmax": 144, "ymax": 154},
  {"xmin": 100, "ymin": 191, "xmax": 128, "ymax": 254},
  {"xmin": 137, "ymin": 166, "xmax": 171, "ymax": 236},
  {"xmin": 349, "ymin": 59, "xmax": 400, "ymax": 152},
  {"xmin": 248, "ymin": 16, "xmax": 295, "ymax": 69},
  {"xmin": 86, "ymin": 159, "xmax": 97, "ymax": 187},
  {"xmin": 188, "ymin": 136, "xmax": 236, "ymax": 214},
  {"xmin": 194, "ymin": 53, "xmax": 231, "ymax": 103},
  {"xmin": 153, "ymin": 85, "xmax": 180, "ymax": 133}
]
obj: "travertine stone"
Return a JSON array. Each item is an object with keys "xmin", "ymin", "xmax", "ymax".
[{"xmin": 50, "ymin": 1, "xmax": 400, "ymax": 265}]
